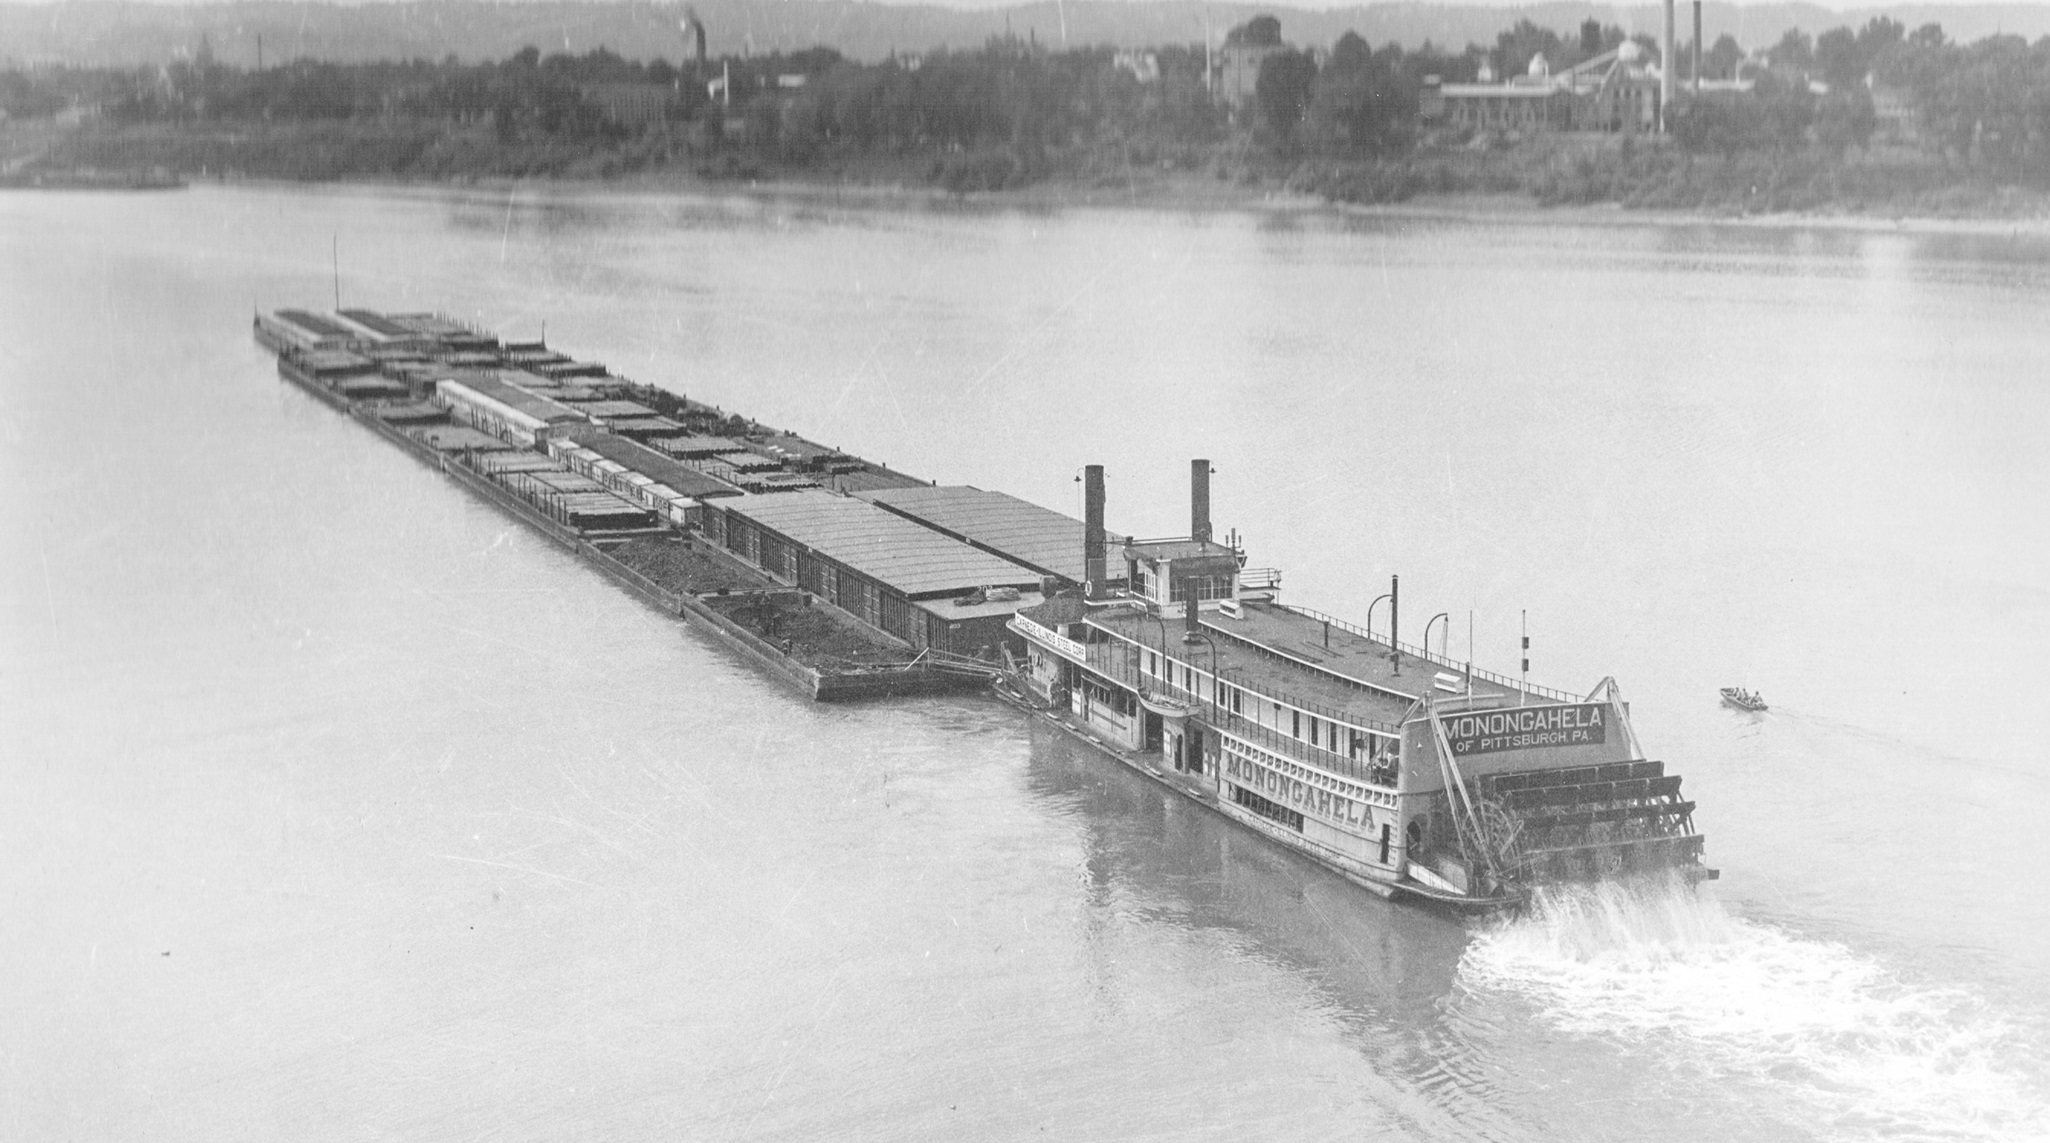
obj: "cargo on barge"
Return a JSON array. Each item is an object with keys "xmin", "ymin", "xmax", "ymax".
[
  {"xmin": 255, "ymin": 307, "xmax": 1002, "ymax": 701},
  {"xmin": 255, "ymin": 306, "xmax": 1714, "ymax": 909}
]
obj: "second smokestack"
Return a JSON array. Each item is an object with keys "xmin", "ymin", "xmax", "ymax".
[
  {"xmin": 1190, "ymin": 458, "xmax": 1211, "ymax": 545},
  {"xmin": 1083, "ymin": 464, "xmax": 1106, "ymax": 599}
]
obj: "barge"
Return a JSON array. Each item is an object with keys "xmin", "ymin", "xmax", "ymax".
[
  {"xmin": 254, "ymin": 306, "xmax": 1000, "ymax": 701},
  {"xmin": 254, "ymin": 306, "xmax": 1715, "ymax": 909}
]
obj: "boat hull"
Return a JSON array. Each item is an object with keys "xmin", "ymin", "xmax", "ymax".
[{"xmin": 995, "ymin": 684, "xmax": 1518, "ymax": 912}]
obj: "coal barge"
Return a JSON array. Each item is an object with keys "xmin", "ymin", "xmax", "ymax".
[{"xmin": 257, "ymin": 306, "xmax": 1715, "ymax": 909}]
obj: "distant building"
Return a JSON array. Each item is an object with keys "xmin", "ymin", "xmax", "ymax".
[
  {"xmin": 1423, "ymin": 43, "xmax": 1661, "ymax": 136},
  {"xmin": 583, "ymin": 83, "xmax": 675, "ymax": 129},
  {"xmin": 1215, "ymin": 41, "xmax": 1287, "ymax": 111},
  {"xmin": 1209, "ymin": 16, "xmax": 1295, "ymax": 115},
  {"xmin": 1870, "ymin": 82, "xmax": 1920, "ymax": 145},
  {"xmin": 1115, "ymin": 50, "xmax": 1160, "ymax": 84}
]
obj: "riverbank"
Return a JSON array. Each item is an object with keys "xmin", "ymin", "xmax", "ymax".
[
  {"xmin": 227, "ymin": 163, "xmax": 2050, "ymax": 243},
  {"xmin": 24, "ymin": 117, "xmax": 2050, "ymax": 235}
]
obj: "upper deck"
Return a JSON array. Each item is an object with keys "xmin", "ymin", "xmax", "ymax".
[
  {"xmin": 1076, "ymin": 597, "xmax": 1577, "ymax": 736},
  {"xmin": 1208, "ymin": 600, "xmax": 1575, "ymax": 705}
]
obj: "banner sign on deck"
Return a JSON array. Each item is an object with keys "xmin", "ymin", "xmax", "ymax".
[{"xmin": 1443, "ymin": 703, "xmax": 1607, "ymax": 756}]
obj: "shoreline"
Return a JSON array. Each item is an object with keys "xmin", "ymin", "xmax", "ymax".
[{"xmin": 180, "ymin": 166, "xmax": 2050, "ymax": 241}]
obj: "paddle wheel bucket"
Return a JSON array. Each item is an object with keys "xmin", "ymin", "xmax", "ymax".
[{"xmin": 1472, "ymin": 760, "xmax": 1714, "ymax": 889}]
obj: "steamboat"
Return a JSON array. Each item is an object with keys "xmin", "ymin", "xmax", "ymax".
[{"xmin": 1004, "ymin": 464, "xmax": 1714, "ymax": 909}]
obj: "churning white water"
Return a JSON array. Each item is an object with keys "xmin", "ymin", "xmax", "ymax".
[{"xmin": 1461, "ymin": 877, "xmax": 2049, "ymax": 1142}]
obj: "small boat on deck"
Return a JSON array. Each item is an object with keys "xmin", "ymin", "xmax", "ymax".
[{"xmin": 1720, "ymin": 687, "xmax": 1767, "ymax": 712}]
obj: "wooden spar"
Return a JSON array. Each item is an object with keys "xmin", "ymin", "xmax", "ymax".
[{"xmin": 1587, "ymin": 675, "xmax": 1646, "ymax": 760}]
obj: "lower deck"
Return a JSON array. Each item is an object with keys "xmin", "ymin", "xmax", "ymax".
[{"xmin": 1002, "ymin": 681, "xmax": 1510, "ymax": 909}]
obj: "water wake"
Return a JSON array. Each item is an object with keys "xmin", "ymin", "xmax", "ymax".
[{"xmin": 1460, "ymin": 876, "xmax": 2048, "ymax": 1142}]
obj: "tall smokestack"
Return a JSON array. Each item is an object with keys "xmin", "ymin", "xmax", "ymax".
[
  {"xmin": 682, "ymin": 7, "xmax": 707, "ymax": 68},
  {"xmin": 1389, "ymin": 574, "xmax": 1401, "ymax": 675},
  {"xmin": 1083, "ymin": 465, "xmax": 1106, "ymax": 599},
  {"xmin": 1662, "ymin": 0, "xmax": 1675, "ymax": 131},
  {"xmin": 1190, "ymin": 458, "xmax": 1211, "ymax": 545},
  {"xmin": 1693, "ymin": 0, "xmax": 1703, "ymax": 96}
]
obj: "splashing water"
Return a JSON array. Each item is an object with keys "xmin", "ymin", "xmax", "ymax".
[{"xmin": 1460, "ymin": 876, "xmax": 2050, "ymax": 1142}]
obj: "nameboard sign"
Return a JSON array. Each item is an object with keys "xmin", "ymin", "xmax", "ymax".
[
  {"xmin": 1442, "ymin": 703, "xmax": 1607, "ymax": 756},
  {"xmin": 1010, "ymin": 614, "xmax": 1087, "ymax": 662}
]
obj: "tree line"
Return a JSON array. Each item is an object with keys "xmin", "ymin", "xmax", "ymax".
[{"xmin": 10, "ymin": 13, "xmax": 2050, "ymax": 188}]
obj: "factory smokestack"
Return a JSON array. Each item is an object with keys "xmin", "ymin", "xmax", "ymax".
[
  {"xmin": 1083, "ymin": 465, "xmax": 1106, "ymax": 599},
  {"xmin": 682, "ymin": 6, "xmax": 707, "ymax": 67},
  {"xmin": 1190, "ymin": 458, "xmax": 1211, "ymax": 545},
  {"xmin": 1662, "ymin": 0, "xmax": 1675, "ymax": 131}
]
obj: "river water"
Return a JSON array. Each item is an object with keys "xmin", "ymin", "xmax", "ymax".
[{"xmin": 4, "ymin": 184, "xmax": 2048, "ymax": 1141}]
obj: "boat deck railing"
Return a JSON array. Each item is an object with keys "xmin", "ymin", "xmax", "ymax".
[
  {"xmin": 1066, "ymin": 634, "xmax": 1401, "ymax": 788},
  {"xmin": 1274, "ymin": 603, "xmax": 1582, "ymax": 705}
]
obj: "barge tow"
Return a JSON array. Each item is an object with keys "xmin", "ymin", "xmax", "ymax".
[{"xmin": 254, "ymin": 306, "xmax": 1716, "ymax": 910}]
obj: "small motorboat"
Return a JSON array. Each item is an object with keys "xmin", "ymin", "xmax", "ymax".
[{"xmin": 1720, "ymin": 687, "xmax": 1767, "ymax": 712}]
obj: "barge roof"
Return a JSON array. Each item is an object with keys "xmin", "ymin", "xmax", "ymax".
[
  {"xmin": 299, "ymin": 349, "xmax": 377, "ymax": 375},
  {"xmin": 337, "ymin": 309, "xmax": 415, "ymax": 338},
  {"xmin": 408, "ymin": 425, "xmax": 514, "ymax": 453},
  {"xmin": 604, "ymin": 417, "xmax": 686, "ymax": 436},
  {"xmin": 919, "ymin": 591, "xmax": 1047, "ymax": 621},
  {"xmin": 439, "ymin": 373, "xmax": 589, "ymax": 425},
  {"xmin": 564, "ymin": 433, "xmax": 744, "ymax": 499},
  {"xmin": 825, "ymin": 468, "xmax": 931, "ymax": 494},
  {"xmin": 751, "ymin": 433, "xmax": 846, "ymax": 464},
  {"xmin": 367, "ymin": 400, "xmax": 446, "ymax": 424},
  {"xmin": 857, "ymin": 485, "xmax": 1128, "ymax": 585},
  {"xmin": 720, "ymin": 491, "xmax": 1042, "ymax": 598},
  {"xmin": 563, "ymin": 400, "xmax": 657, "ymax": 419},
  {"xmin": 649, "ymin": 435, "xmax": 747, "ymax": 457}
]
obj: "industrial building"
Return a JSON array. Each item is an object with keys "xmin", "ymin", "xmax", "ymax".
[{"xmin": 1422, "ymin": 45, "xmax": 1663, "ymax": 136}]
